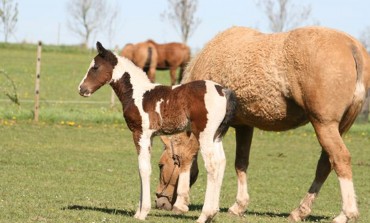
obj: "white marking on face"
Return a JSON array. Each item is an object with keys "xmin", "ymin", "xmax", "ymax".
[
  {"xmin": 338, "ymin": 177, "xmax": 358, "ymax": 214},
  {"xmin": 78, "ymin": 59, "xmax": 95, "ymax": 92}
]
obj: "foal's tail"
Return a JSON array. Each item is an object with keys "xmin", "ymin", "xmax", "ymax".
[
  {"xmin": 214, "ymin": 88, "xmax": 238, "ymax": 140},
  {"xmin": 339, "ymin": 44, "xmax": 367, "ymax": 134}
]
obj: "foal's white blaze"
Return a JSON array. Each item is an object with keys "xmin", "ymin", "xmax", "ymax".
[
  {"xmin": 338, "ymin": 177, "xmax": 358, "ymax": 215},
  {"xmin": 78, "ymin": 59, "xmax": 95, "ymax": 93}
]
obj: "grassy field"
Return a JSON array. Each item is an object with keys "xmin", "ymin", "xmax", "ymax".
[{"xmin": 1, "ymin": 43, "xmax": 370, "ymax": 222}]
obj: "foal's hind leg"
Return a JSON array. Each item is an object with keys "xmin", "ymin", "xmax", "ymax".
[
  {"xmin": 228, "ymin": 126, "xmax": 253, "ymax": 216},
  {"xmin": 197, "ymin": 137, "xmax": 226, "ymax": 223},
  {"xmin": 289, "ymin": 122, "xmax": 358, "ymax": 223}
]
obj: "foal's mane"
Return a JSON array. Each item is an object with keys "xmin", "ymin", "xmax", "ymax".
[{"xmin": 111, "ymin": 53, "xmax": 152, "ymax": 85}]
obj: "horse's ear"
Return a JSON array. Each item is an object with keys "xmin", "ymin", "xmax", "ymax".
[
  {"xmin": 160, "ymin": 136, "xmax": 171, "ymax": 149},
  {"xmin": 96, "ymin": 41, "xmax": 106, "ymax": 55}
]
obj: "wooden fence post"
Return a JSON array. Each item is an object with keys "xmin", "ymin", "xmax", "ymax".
[{"xmin": 34, "ymin": 41, "xmax": 42, "ymax": 122}]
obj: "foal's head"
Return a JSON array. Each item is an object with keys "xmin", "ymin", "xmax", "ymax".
[{"xmin": 79, "ymin": 42, "xmax": 118, "ymax": 97}]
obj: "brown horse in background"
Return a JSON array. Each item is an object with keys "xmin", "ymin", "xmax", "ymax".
[{"xmin": 121, "ymin": 40, "xmax": 191, "ymax": 85}]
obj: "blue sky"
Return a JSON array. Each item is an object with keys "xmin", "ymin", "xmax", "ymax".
[{"xmin": 12, "ymin": 0, "xmax": 370, "ymax": 50}]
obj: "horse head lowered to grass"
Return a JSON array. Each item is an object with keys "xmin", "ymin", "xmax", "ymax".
[
  {"xmin": 78, "ymin": 42, "xmax": 237, "ymax": 223},
  {"xmin": 155, "ymin": 26, "xmax": 370, "ymax": 223}
]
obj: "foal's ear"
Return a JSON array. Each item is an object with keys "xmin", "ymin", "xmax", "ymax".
[
  {"xmin": 160, "ymin": 136, "xmax": 171, "ymax": 149},
  {"xmin": 96, "ymin": 41, "xmax": 107, "ymax": 55}
]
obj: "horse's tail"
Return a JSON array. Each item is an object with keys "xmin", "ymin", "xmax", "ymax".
[
  {"xmin": 214, "ymin": 88, "xmax": 238, "ymax": 140},
  {"xmin": 143, "ymin": 47, "xmax": 153, "ymax": 73},
  {"xmin": 339, "ymin": 44, "xmax": 367, "ymax": 134}
]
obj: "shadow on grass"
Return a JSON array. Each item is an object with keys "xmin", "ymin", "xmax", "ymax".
[
  {"xmin": 62, "ymin": 205, "xmax": 135, "ymax": 216},
  {"xmin": 62, "ymin": 205, "xmax": 197, "ymax": 220},
  {"xmin": 63, "ymin": 204, "xmax": 330, "ymax": 222},
  {"xmin": 188, "ymin": 204, "xmax": 330, "ymax": 222}
]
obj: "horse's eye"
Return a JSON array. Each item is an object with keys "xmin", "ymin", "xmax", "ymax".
[
  {"xmin": 92, "ymin": 65, "xmax": 99, "ymax": 70},
  {"xmin": 158, "ymin": 163, "xmax": 164, "ymax": 169}
]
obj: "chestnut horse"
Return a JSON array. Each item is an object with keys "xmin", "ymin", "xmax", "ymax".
[
  {"xmin": 121, "ymin": 40, "xmax": 191, "ymax": 85},
  {"xmin": 155, "ymin": 26, "xmax": 370, "ymax": 223},
  {"xmin": 78, "ymin": 42, "xmax": 237, "ymax": 222}
]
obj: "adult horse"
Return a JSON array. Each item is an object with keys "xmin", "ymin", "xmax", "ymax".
[
  {"xmin": 79, "ymin": 42, "xmax": 237, "ymax": 222},
  {"xmin": 155, "ymin": 26, "xmax": 370, "ymax": 223},
  {"xmin": 121, "ymin": 40, "xmax": 191, "ymax": 85}
]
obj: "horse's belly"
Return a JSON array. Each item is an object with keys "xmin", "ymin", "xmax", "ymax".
[{"xmin": 234, "ymin": 95, "xmax": 308, "ymax": 131}]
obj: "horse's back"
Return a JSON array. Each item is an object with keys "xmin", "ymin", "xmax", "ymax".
[{"xmin": 183, "ymin": 26, "xmax": 369, "ymax": 130}]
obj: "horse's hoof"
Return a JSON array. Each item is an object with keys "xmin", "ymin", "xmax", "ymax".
[
  {"xmin": 172, "ymin": 204, "xmax": 189, "ymax": 214},
  {"xmin": 288, "ymin": 212, "xmax": 302, "ymax": 222},
  {"xmin": 332, "ymin": 211, "xmax": 359, "ymax": 223},
  {"xmin": 228, "ymin": 203, "xmax": 245, "ymax": 216}
]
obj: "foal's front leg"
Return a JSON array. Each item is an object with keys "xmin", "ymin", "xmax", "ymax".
[{"xmin": 133, "ymin": 133, "xmax": 152, "ymax": 220}]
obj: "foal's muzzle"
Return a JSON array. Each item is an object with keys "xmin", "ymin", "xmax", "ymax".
[{"xmin": 79, "ymin": 86, "xmax": 91, "ymax": 97}]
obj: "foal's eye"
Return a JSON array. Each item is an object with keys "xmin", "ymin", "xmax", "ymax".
[{"xmin": 158, "ymin": 163, "xmax": 164, "ymax": 169}]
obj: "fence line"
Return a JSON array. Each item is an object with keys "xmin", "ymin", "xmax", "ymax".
[{"xmin": 0, "ymin": 99, "xmax": 111, "ymax": 104}]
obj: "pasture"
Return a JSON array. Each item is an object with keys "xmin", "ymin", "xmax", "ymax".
[{"xmin": 0, "ymin": 43, "xmax": 370, "ymax": 222}]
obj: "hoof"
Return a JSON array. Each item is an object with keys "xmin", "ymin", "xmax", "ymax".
[
  {"xmin": 228, "ymin": 203, "xmax": 246, "ymax": 216},
  {"xmin": 333, "ymin": 211, "xmax": 359, "ymax": 223},
  {"xmin": 173, "ymin": 204, "xmax": 189, "ymax": 214}
]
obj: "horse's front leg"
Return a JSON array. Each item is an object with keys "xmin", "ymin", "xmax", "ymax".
[
  {"xmin": 133, "ymin": 132, "xmax": 152, "ymax": 220},
  {"xmin": 172, "ymin": 160, "xmax": 193, "ymax": 214}
]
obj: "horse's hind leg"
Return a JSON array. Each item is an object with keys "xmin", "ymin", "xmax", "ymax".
[
  {"xmin": 289, "ymin": 122, "xmax": 358, "ymax": 223},
  {"xmin": 197, "ymin": 137, "xmax": 226, "ymax": 223},
  {"xmin": 228, "ymin": 126, "xmax": 253, "ymax": 216},
  {"xmin": 169, "ymin": 68, "xmax": 177, "ymax": 86}
]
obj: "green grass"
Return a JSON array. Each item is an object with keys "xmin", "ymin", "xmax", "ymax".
[{"xmin": 0, "ymin": 121, "xmax": 369, "ymax": 223}]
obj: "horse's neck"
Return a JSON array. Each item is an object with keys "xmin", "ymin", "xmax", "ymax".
[
  {"xmin": 110, "ymin": 55, "xmax": 158, "ymax": 107},
  {"xmin": 112, "ymin": 55, "xmax": 151, "ymax": 84}
]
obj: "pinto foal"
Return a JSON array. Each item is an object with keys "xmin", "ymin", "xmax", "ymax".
[{"xmin": 78, "ymin": 42, "xmax": 237, "ymax": 222}]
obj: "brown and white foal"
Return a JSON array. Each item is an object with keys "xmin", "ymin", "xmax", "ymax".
[{"xmin": 78, "ymin": 42, "xmax": 237, "ymax": 222}]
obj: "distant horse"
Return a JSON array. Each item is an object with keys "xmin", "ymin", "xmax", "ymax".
[
  {"xmin": 121, "ymin": 40, "xmax": 191, "ymax": 85},
  {"xmin": 155, "ymin": 26, "xmax": 370, "ymax": 223},
  {"xmin": 78, "ymin": 42, "xmax": 237, "ymax": 222}
]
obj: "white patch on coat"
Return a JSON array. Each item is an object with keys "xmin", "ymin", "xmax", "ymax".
[
  {"xmin": 155, "ymin": 99, "xmax": 164, "ymax": 121},
  {"xmin": 109, "ymin": 54, "xmax": 160, "ymax": 132},
  {"xmin": 354, "ymin": 82, "xmax": 366, "ymax": 103},
  {"xmin": 78, "ymin": 59, "xmax": 95, "ymax": 92},
  {"xmin": 172, "ymin": 84, "xmax": 181, "ymax": 89},
  {"xmin": 338, "ymin": 177, "xmax": 358, "ymax": 215}
]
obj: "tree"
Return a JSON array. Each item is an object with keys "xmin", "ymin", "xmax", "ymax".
[
  {"xmin": 0, "ymin": 0, "xmax": 18, "ymax": 42},
  {"xmin": 256, "ymin": 0, "xmax": 313, "ymax": 32},
  {"xmin": 161, "ymin": 0, "xmax": 201, "ymax": 44},
  {"xmin": 66, "ymin": 0, "xmax": 118, "ymax": 48}
]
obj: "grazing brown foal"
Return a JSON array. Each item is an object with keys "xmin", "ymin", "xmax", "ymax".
[{"xmin": 78, "ymin": 42, "xmax": 237, "ymax": 223}]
